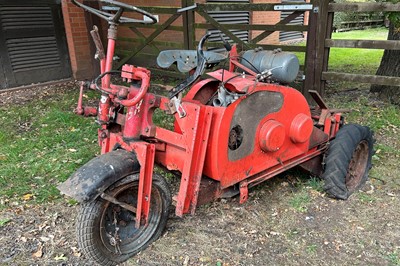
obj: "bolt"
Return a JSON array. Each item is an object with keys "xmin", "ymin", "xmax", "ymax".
[{"xmin": 145, "ymin": 127, "xmax": 149, "ymax": 133}]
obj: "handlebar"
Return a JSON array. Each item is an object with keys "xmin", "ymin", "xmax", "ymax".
[{"xmin": 72, "ymin": 0, "xmax": 157, "ymax": 25}]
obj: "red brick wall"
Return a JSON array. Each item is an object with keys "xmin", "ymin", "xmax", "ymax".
[
  {"xmin": 61, "ymin": 0, "xmax": 93, "ymax": 79},
  {"xmin": 251, "ymin": 0, "xmax": 281, "ymax": 45}
]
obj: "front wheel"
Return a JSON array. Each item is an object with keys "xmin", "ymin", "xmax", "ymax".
[
  {"xmin": 322, "ymin": 124, "xmax": 373, "ymax": 199},
  {"xmin": 76, "ymin": 173, "xmax": 171, "ymax": 266}
]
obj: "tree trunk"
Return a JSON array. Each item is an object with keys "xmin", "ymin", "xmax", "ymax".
[{"xmin": 370, "ymin": 22, "xmax": 400, "ymax": 105}]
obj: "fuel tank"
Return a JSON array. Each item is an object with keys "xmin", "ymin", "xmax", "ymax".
[{"xmin": 240, "ymin": 48, "xmax": 300, "ymax": 84}]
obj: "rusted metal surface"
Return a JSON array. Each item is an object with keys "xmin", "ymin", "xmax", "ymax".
[
  {"xmin": 239, "ymin": 181, "xmax": 249, "ymax": 204},
  {"xmin": 196, "ymin": 178, "xmax": 222, "ymax": 206},
  {"xmin": 345, "ymin": 140, "xmax": 369, "ymax": 192},
  {"xmin": 299, "ymin": 155, "xmax": 323, "ymax": 177},
  {"xmin": 100, "ymin": 192, "xmax": 137, "ymax": 213}
]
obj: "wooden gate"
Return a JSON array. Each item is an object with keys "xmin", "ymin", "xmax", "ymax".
[{"xmin": 114, "ymin": 1, "xmax": 310, "ymax": 79}]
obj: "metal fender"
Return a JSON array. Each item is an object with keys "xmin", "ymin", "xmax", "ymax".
[{"xmin": 57, "ymin": 149, "xmax": 139, "ymax": 202}]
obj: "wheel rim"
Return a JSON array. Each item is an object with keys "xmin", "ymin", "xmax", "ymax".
[
  {"xmin": 345, "ymin": 140, "xmax": 369, "ymax": 192},
  {"xmin": 99, "ymin": 180, "xmax": 163, "ymax": 255}
]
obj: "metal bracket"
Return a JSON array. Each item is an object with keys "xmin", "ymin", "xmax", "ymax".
[
  {"xmin": 169, "ymin": 96, "xmax": 186, "ymax": 118},
  {"xmin": 100, "ymin": 192, "xmax": 137, "ymax": 213},
  {"xmin": 178, "ymin": 3, "xmax": 197, "ymax": 13},
  {"xmin": 274, "ymin": 4, "xmax": 313, "ymax": 11}
]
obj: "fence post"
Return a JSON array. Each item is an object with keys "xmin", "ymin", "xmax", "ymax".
[
  {"xmin": 303, "ymin": 0, "xmax": 331, "ymax": 102},
  {"xmin": 303, "ymin": 2, "xmax": 318, "ymax": 102},
  {"xmin": 182, "ymin": 0, "xmax": 196, "ymax": 50}
]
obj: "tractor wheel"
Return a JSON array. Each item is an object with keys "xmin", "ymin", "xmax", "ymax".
[
  {"xmin": 322, "ymin": 124, "xmax": 373, "ymax": 199},
  {"xmin": 76, "ymin": 173, "xmax": 171, "ymax": 266}
]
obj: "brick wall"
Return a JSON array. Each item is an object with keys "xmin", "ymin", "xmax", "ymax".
[
  {"xmin": 61, "ymin": 0, "xmax": 93, "ymax": 79},
  {"xmin": 252, "ymin": 0, "xmax": 281, "ymax": 45}
]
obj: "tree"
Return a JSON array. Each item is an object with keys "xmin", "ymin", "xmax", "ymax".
[{"xmin": 370, "ymin": 2, "xmax": 400, "ymax": 105}]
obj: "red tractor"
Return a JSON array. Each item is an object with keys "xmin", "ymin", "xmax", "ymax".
[{"xmin": 58, "ymin": 1, "xmax": 374, "ymax": 265}]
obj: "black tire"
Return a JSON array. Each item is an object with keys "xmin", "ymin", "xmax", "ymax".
[
  {"xmin": 76, "ymin": 173, "xmax": 171, "ymax": 266},
  {"xmin": 322, "ymin": 124, "xmax": 373, "ymax": 200}
]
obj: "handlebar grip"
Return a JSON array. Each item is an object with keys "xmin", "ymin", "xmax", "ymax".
[
  {"xmin": 101, "ymin": 0, "xmax": 157, "ymax": 24},
  {"xmin": 90, "ymin": 26, "xmax": 105, "ymax": 60},
  {"xmin": 197, "ymin": 33, "xmax": 212, "ymax": 59}
]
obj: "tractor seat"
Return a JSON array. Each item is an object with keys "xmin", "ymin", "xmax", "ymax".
[{"xmin": 157, "ymin": 50, "xmax": 226, "ymax": 73}]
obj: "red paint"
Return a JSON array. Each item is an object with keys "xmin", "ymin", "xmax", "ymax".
[
  {"xmin": 259, "ymin": 120, "xmax": 286, "ymax": 152},
  {"xmin": 134, "ymin": 142, "xmax": 155, "ymax": 227},
  {"xmin": 290, "ymin": 113, "xmax": 314, "ymax": 143}
]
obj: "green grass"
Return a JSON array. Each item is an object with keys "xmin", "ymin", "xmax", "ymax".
[
  {"xmin": 294, "ymin": 27, "xmax": 387, "ymax": 75},
  {"xmin": 288, "ymin": 190, "xmax": 311, "ymax": 212},
  {"xmin": 306, "ymin": 177, "xmax": 324, "ymax": 192},
  {"xmin": 0, "ymin": 88, "xmax": 99, "ymax": 206},
  {"xmin": 386, "ymin": 252, "xmax": 400, "ymax": 266},
  {"xmin": 0, "ymin": 218, "xmax": 11, "ymax": 226},
  {"xmin": 332, "ymin": 27, "xmax": 388, "ymax": 40},
  {"xmin": 306, "ymin": 244, "xmax": 318, "ymax": 254}
]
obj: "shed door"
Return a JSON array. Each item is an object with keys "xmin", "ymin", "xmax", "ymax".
[{"xmin": 0, "ymin": 0, "xmax": 71, "ymax": 89}]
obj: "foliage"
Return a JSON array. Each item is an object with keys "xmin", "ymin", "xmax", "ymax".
[
  {"xmin": 376, "ymin": 0, "xmax": 400, "ymax": 27},
  {"xmin": 333, "ymin": 0, "xmax": 381, "ymax": 30}
]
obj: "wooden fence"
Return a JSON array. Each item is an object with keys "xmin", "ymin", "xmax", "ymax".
[
  {"xmin": 304, "ymin": 1, "xmax": 400, "ymax": 99},
  {"xmin": 111, "ymin": 1, "xmax": 400, "ymax": 100}
]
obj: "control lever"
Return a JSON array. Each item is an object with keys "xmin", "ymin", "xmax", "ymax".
[{"xmin": 90, "ymin": 26, "xmax": 105, "ymax": 60}]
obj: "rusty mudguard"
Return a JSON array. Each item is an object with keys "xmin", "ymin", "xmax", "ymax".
[{"xmin": 57, "ymin": 149, "xmax": 140, "ymax": 202}]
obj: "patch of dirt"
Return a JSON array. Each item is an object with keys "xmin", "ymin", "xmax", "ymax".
[
  {"xmin": 1, "ymin": 175, "xmax": 399, "ymax": 265},
  {"xmin": 0, "ymin": 81, "xmax": 77, "ymax": 107},
  {"xmin": 1, "ymin": 85, "xmax": 399, "ymax": 265}
]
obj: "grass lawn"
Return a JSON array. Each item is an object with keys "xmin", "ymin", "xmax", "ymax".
[
  {"xmin": 329, "ymin": 27, "xmax": 387, "ymax": 74},
  {"xmin": 0, "ymin": 87, "xmax": 99, "ymax": 205},
  {"xmin": 295, "ymin": 27, "xmax": 387, "ymax": 76}
]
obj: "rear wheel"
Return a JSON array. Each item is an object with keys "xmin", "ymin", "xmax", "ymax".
[
  {"xmin": 322, "ymin": 124, "xmax": 373, "ymax": 199},
  {"xmin": 76, "ymin": 173, "xmax": 171, "ymax": 266}
]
